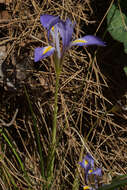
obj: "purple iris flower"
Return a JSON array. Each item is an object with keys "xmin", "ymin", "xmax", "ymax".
[
  {"xmin": 79, "ymin": 153, "xmax": 94, "ymax": 182},
  {"xmin": 79, "ymin": 153, "xmax": 94, "ymax": 169},
  {"xmin": 34, "ymin": 14, "xmax": 106, "ymax": 62},
  {"xmin": 88, "ymin": 168, "xmax": 102, "ymax": 189}
]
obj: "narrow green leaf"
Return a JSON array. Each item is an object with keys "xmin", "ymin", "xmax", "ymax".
[{"xmin": 97, "ymin": 178, "xmax": 127, "ymax": 190}]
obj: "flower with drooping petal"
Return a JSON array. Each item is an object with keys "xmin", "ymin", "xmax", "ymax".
[{"xmin": 34, "ymin": 14, "xmax": 106, "ymax": 62}]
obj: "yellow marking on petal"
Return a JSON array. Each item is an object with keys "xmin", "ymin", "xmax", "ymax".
[
  {"xmin": 84, "ymin": 160, "xmax": 88, "ymax": 166},
  {"xmin": 51, "ymin": 26, "xmax": 54, "ymax": 31},
  {"xmin": 83, "ymin": 186, "xmax": 91, "ymax": 190},
  {"xmin": 72, "ymin": 39, "xmax": 87, "ymax": 43},
  {"xmin": 43, "ymin": 46, "xmax": 53, "ymax": 55},
  {"xmin": 88, "ymin": 169, "xmax": 93, "ymax": 174}
]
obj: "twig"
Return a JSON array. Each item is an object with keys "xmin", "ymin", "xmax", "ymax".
[{"xmin": 0, "ymin": 109, "xmax": 18, "ymax": 127}]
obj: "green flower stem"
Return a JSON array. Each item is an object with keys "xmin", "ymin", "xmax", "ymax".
[
  {"xmin": 52, "ymin": 62, "xmax": 60, "ymax": 146},
  {"xmin": 47, "ymin": 55, "xmax": 61, "ymax": 187}
]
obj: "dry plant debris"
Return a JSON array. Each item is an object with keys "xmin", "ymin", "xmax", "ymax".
[{"xmin": 0, "ymin": 0, "xmax": 127, "ymax": 189}]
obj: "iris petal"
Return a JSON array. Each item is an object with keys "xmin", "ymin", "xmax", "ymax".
[
  {"xmin": 40, "ymin": 14, "xmax": 60, "ymax": 30},
  {"xmin": 34, "ymin": 46, "xmax": 55, "ymax": 62},
  {"xmin": 79, "ymin": 158, "xmax": 88, "ymax": 169},
  {"xmin": 79, "ymin": 153, "xmax": 94, "ymax": 169},
  {"xmin": 71, "ymin": 35, "xmax": 106, "ymax": 47},
  {"xmin": 58, "ymin": 18, "xmax": 75, "ymax": 49},
  {"xmin": 40, "ymin": 14, "xmax": 60, "ymax": 39},
  {"xmin": 90, "ymin": 168, "xmax": 102, "ymax": 177},
  {"xmin": 50, "ymin": 24, "xmax": 61, "ymax": 58}
]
